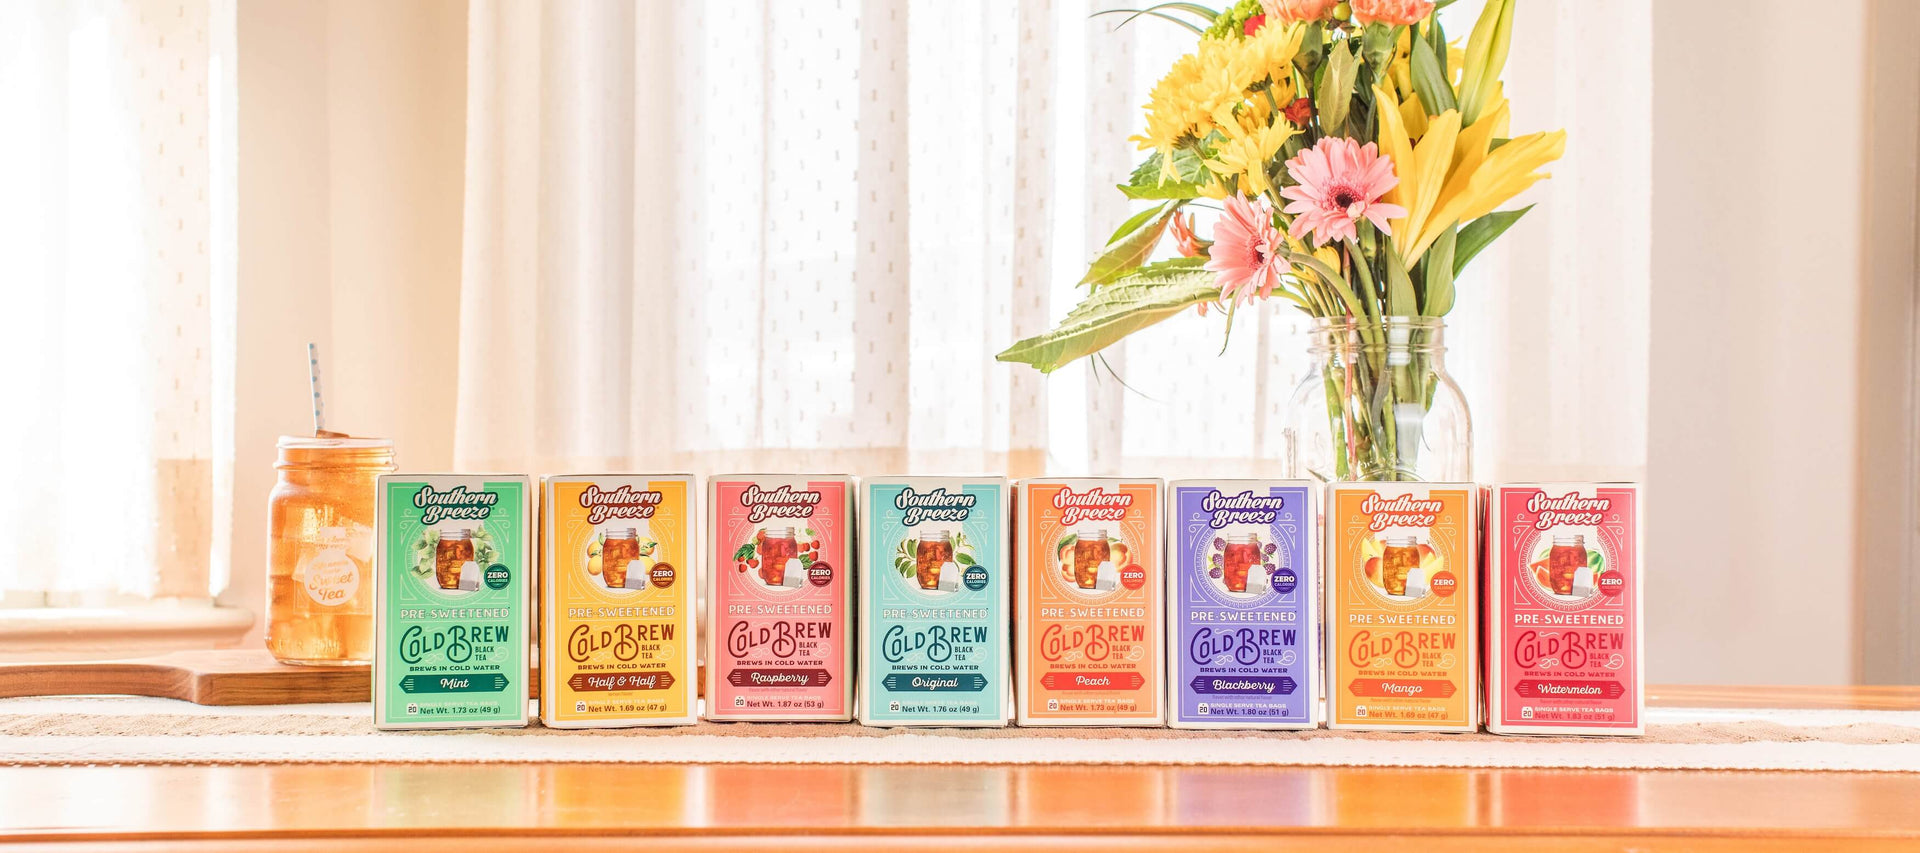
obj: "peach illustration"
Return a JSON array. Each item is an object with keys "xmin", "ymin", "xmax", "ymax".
[
  {"xmin": 1364, "ymin": 556, "xmax": 1383, "ymax": 588},
  {"xmin": 1360, "ymin": 537, "xmax": 1385, "ymax": 561}
]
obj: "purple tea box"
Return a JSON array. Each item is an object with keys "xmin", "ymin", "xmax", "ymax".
[{"xmin": 1166, "ymin": 480, "xmax": 1320, "ymax": 729}]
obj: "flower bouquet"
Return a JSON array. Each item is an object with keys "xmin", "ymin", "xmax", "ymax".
[{"xmin": 997, "ymin": 0, "xmax": 1564, "ymax": 481}]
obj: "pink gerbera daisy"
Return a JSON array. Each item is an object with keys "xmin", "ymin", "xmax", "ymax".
[
  {"xmin": 1205, "ymin": 194, "xmax": 1288, "ymax": 307},
  {"xmin": 1279, "ymin": 137, "xmax": 1408, "ymax": 248}
]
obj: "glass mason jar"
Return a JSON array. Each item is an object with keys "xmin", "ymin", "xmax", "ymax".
[
  {"xmin": 266, "ymin": 436, "xmax": 394, "ymax": 665},
  {"xmin": 1284, "ymin": 316, "xmax": 1471, "ymax": 482}
]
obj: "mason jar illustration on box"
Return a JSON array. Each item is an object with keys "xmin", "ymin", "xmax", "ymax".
[
  {"xmin": 1371, "ymin": 534, "xmax": 1443, "ymax": 599},
  {"xmin": 895, "ymin": 528, "xmax": 971, "ymax": 592},
  {"xmin": 734, "ymin": 525, "xmax": 818, "ymax": 588},
  {"xmin": 433, "ymin": 528, "xmax": 476, "ymax": 590},
  {"xmin": 1060, "ymin": 528, "xmax": 1136, "ymax": 591},
  {"xmin": 594, "ymin": 526, "xmax": 659, "ymax": 591}
]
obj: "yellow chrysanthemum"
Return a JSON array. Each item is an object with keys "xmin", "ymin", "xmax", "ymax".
[
  {"xmin": 1204, "ymin": 119, "xmax": 1299, "ymax": 197},
  {"xmin": 1132, "ymin": 23, "xmax": 1306, "ymax": 180}
]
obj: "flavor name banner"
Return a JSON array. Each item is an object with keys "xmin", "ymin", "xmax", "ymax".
[
  {"xmin": 1326, "ymin": 483, "xmax": 1477, "ymax": 732},
  {"xmin": 374, "ymin": 475, "xmax": 531, "ymax": 729},
  {"xmin": 859, "ymin": 477, "xmax": 1010, "ymax": 727},
  {"xmin": 1016, "ymin": 478, "xmax": 1164, "ymax": 726},
  {"xmin": 541, "ymin": 475, "xmax": 698, "ymax": 728},
  {"xmin": 706, "ymin": 476, "xmax": 853, "ymax": 721},
  {"xmin": 1486, "ymin": 483, "xmax": 1644, "ymax": 735},
  {"xmin": 1168, "ymin": 480, "xmax": 1318, "ymax": 729}
]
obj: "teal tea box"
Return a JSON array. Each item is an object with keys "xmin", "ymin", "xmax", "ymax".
[
  {"xmin": 858, "ymin": 476, "xmax": 1011, "ymax": 727},
  {"xmin": 374, "ymin": 474, "xmax": 532, "ymax": 729}
]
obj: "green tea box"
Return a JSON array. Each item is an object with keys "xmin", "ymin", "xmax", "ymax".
[{"xmin": 374, "ymin": 474, "xmax": 532, "ymax": 729}]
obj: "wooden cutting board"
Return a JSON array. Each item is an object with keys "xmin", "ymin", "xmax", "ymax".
[{"xmin": 0, "ymin": 650, "xmax": 374, "ymax": 705}]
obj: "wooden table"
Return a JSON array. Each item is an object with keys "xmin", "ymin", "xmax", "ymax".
[{"xmin": 1, "ymin": 686, "xmax": 1916, "ymax": 851}]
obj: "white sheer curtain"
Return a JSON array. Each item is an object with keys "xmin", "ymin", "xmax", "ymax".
[
  {"xmin": 0, "ymin": 0, "xmax": 236, "ymax": 602},
  {"xmin": 455, "ymin": 0, "xmax": 1650, "ymax": 484}
]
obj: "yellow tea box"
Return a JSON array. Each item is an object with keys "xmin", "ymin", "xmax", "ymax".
[
  {"xmin": 541, "ymin": 475, "xmax": 698, "ymax": 727},
  {"xmin": 1325, "ymin": 483, "xmax": 1478, "ymax": 732},
  {"xmin": 374, "ymin": 474, "xmax": 532, "ymax": 730}
]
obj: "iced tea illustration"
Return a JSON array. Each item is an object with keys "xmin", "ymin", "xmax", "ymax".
[
  {"xmin": 435, "ymin": 528, "xmax": 473, "ymax": 590},
  {"xmin": 1072, "ymin": 528, "xmax": 1109, "ymax": 589},
  {"xmin": 760, "ymin": 526, "xmax": 797, "ymax": 586},
  {"xmin": 915, "ymin": 530, "xmax": 953, "ymax": 590},
  {"xmin": 1548, "ymin": 534, "xmax": 1585, "ymax": 595},
  {"xmin": 1380, "ymin": 535, "xmax": 1419, "ymax": 596},
  {"xmin": 1221, "ymin": 532, "xmax": 1259, "ymax": 593},
  {"xmin": 602, "ymin": 527, "xmax": 639, "ymax": 588}
]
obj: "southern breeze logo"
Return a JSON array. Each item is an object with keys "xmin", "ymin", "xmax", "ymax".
[
  {"xmin": 1358, "ymin": 493, "xmax": 1442, "ymax": 532},
  {"xmin": 739, "ymin": 484, "xmax": 822, "ymax": 524},
  {"xmin": 895, "ymin": 487, "xmax": 976, "ymax": 525},
  {"xmin": 415, "ymin": 485, "xmax": 498, "ymax": 525},
  {"xmin": 1201, "ymin": 490, "xmax": 1284, "ymax": 529},
  {"xmin": 1054, "ymin": 487, "xmax": 1133, "ymax": 526},
  {"xmin": 579, "ymin": 484, "xmax": 664, "ymax": 524},
  {"xmin": 1526, "ymin": 491, "xmax": 1611, "ymax": 529}
]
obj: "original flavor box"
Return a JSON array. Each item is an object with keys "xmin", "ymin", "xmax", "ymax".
[
  {"xmin": 1167, "ymin": 480, "xmax": 1319, "ymax": 729},
  {"xmin": 540, "ymin": 475, "xmax": 698, "ymax": 728},
  {"xmin": 374, "ymin": 474, "xmax": 532, "ymax": 730},
  {"xmin": 1485, "ymin": 483, "xmax": 1644, "ymax": 735},
  {"xmin": 1015, "ymin": 477, "xmax": 1164, "ymax": 726},
  {"xmin": 858, "ymin": 476, "xmax": 1011, "ymax": 727},
  {"xmin": 705, "ymin": 475, "xmax": 854, "ymax": 721},
  {"xmin": 1325, "ymin": 482, "xmax": 1477, "ymax": 732}
]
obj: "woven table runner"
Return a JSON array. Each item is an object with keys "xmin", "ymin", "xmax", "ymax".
[{"xmin": 3, "ymin": 697, "xmax": 1916, "ymax": 771}]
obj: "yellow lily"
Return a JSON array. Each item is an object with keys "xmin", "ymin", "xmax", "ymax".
[
  {"xmin": 1457, "ymin": 0, "xmax": 1515, "ymax": 127},
  {"xmin": 1374, "ymin": 85, "xmax": 1461, "ymax": 263}
]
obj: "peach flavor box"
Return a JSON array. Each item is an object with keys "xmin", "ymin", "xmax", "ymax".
[
  {"xmin": 1014, "ymin": 478, "xmax": 1165, "ymax": 727},
  {"xmin": 1325, "ymin": 482, "xmax": 1478, "ymax": 732},
  {"xmin": 705, "ymin": 475, "xmax": 854, "ymax": 722},
  {"xmin": 1484, "ymin": 483, "xmax": 1644, "ymax": 736}
]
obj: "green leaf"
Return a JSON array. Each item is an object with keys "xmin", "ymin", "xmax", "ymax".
[
  {"xmin": 1081, "ymin": 201, "xmax": 1179, "ymax": 288},
  {"xmin": 955, "ymin": 551, "xmax": 976, "ymax": 566},
  {"xmin": 1118, "ymin": 149, "xmax": 1208, "ymax": 200},
  {"xmin": 1409, "ymin": 36, "xmax": 1455, "ymax": 117},
  {"xmin": 1425, "ymin": 14, "xmax": 1448, "ymax": 81},
  {"xmin": 799, "ymin": 552, "xmax": 816, "ymax": 567},
  {"xmin": 732, "ymin": 543, "xmax": 756, "ymax": 562},
  {"xmin": 1000, "ymin": 258, "xmax": 1219, "ymax": 373},
  {"xmin": 1452, "ymin": 205, "xmax": 1532, "ymax": 277},
  {"xmin": 1385, "ymin": 244, "xmax": 1417, "ymax": 316},
  {"xmin": 1317, "ymin": 41, "xmax": 1361, "ymax": 137},
  {"xmin": 1294, "ymin": 21, "xmax": 1325, "ymax": 75},
  {"xmin": 1421, "ymin": 225, "xmax": 1457, "ymax": 316}
]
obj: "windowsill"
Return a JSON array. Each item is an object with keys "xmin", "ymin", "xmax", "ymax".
[{"xmin": 0, "ymin": 602, "xmax": 255, "ymax": 660}]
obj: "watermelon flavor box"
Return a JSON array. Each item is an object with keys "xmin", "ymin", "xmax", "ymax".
[{"xmin": 1484, "ymin": 483, "xmax": 1644, "ymax": 736}]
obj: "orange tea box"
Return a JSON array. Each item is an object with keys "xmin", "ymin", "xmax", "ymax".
[
  {"xmin": 540, "ymin": 475, "xmax": 698, "ymax": 727},
  {"xmin": 1015, "ymin": 478, "xmax": 1163, "ymax": 726},
  {"xmin": 1325, "ymin": 483, "xmax": 1478, "ymax": 731}
]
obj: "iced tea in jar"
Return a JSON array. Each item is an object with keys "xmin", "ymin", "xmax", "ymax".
[
  {"xmin": 915, "ymin": 529, "xmax": 953, "ymax": 590},
  {"xmin": 1221, "ymin": 532, "xmax": 1259, "ymax": 593},
  {"xmin": 760, "ymin": 526, "xmax": 797, "ymax": 585},
  {"xmin": 1380, "ymin": 535, "xmax": 1420, "ymax": 596},
  {"xmin": 1548, "ymin": 534, "xmax": 1585, "ymax": 595},
  {"xmin": 267, "ymin": 436, "xmax": 394, "ymax": 665},
  {"xmin": 1072, "ymin": 528, "xmax": 1109, "ymax": 589}
]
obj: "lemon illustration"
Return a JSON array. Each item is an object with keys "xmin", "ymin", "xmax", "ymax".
[{"xmin": 587, "ymin": 554, "xmax": 603, "ymax": 576}]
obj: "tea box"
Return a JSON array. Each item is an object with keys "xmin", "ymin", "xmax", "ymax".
[
  {"xmin": 705, "ymin": 475, "xmax": 854, "ymax": 721},
  {"xmin": 1167, "ymin": 480, "xmax": 1319, "ymax": 729},
  {"xmin": 1015, "ymin": 477, "xmax": 1164, "ymax": 726},
  {"xmin": 858, "ymin": 476, "xmax": 1011, "ymax": 727},
  {"xmin": 1325, "ymin": 482, "xmax": 1477, "ymax": 731},
  {"xmin": 540, "ymin": 475, "xmax": 699, "ymax": 727},
  {"xmin": 373, "ymin": 474, "xmax": 532, "ymax": 729},
  {"xmin": 1484, "ymin": 483, "xmax": 1644, "ymax": 735}
]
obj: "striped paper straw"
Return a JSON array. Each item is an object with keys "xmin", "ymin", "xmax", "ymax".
[{"xmin": 307, "ymin": 342, "xmax": 326, "ymax": 435}]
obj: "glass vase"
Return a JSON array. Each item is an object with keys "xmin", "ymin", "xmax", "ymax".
[{"xmin": 1283, "ymin": 316, "xmax": 1471, "ymax": 482}]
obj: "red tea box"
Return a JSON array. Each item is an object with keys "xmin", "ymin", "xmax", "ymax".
[
  {"xmin": 1485, "ymin": 483, "xmax": 1644, "ymax": 735},
  {"xmin": 705, "ymin": 475, "xmax": 853, "ymax": 721}
]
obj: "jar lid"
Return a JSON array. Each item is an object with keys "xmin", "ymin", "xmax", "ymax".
[{"xmin": 278, "ymin": 435, "xmax": 393, "ymax": 450}]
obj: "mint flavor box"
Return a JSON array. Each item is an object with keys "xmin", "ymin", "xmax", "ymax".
[
  {"xmin": 1167, "ymin": 480, "xmax": 1319, "ymax": 729},
  {"xmin": 858, "ymin": 476, "xmax": 1011, "ymax": 727},
  {"xmin": 374, "ymin": 474, "xmax": 532, "ymax": 730}
]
